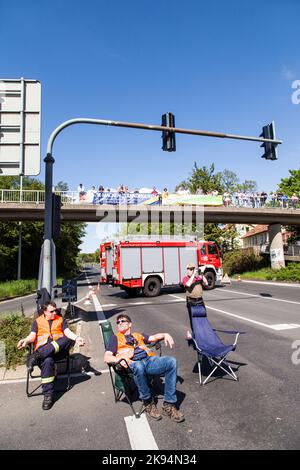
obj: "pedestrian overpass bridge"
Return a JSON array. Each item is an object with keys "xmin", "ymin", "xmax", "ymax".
[{"xmin": 1, "ymin": 202, "xmax": 300, "ymax": 225}]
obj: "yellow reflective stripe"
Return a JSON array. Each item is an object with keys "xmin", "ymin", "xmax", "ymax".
[
  {"xmin": 51, "ymin": 341, "xmax": 59, "ymax": 354},
  {"xmin": 41, "ymin": 376, "xmax": 55, "ymax": 384}
]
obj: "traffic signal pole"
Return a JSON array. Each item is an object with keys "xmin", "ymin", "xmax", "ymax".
[{"xmin": 42, "ymin": 117, "xmax": 282, "ymax": 295}]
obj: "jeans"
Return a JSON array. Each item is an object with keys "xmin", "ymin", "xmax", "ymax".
[{"xmin": 130, "ymin": 355, "xmax": 177, "ymax": 403}]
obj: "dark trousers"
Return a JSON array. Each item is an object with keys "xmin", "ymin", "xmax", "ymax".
[
  {"xmin": 186, "ymin": 297, "xmax": 205, "ymax": 331},
  {"xmin": 37, "ymin": 337, "xmax": 74, "ymax": 396}
]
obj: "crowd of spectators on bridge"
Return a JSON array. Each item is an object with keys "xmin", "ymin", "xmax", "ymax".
[{"xmin": 75, "ymin": 183, "xmax": 300, "ymax": 209}]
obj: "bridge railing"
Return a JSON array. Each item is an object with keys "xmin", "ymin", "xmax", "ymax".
[
  {"xmin": 0, "ymin": 189, "xmax": 300, "ymax": 209},
  {"xmin": 0, "ymin": 189, "xmax": 46, "ymax": 204}
]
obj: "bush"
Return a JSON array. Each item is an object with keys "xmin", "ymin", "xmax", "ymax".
[
  {"xmin": 223, "ymin": 250, "xmax": 269, "ymax": 275},
  {"xmin": 272, "ymin": 263, "xmax": 300, "ymax": 282},
  {"xmin": 0, "ymin": 279, "xmax": 37, "ymax": 301},
  {"xmin": 0, "ymin": 313, "xmax": 32, "ymax": 368}
]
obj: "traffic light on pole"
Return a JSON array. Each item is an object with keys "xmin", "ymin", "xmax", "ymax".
[
  {"xmin": 260, "ymin": 121, "xmax": 278, "ymax": 160},
  {"xmin": 161, "ymin": 112, "xmax": 176, "ymax": 151}
]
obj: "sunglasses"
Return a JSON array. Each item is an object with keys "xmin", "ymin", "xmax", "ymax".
[
  {"xmin": 116, "ymin": 319, "xmax": 128, "ymax": 325},
  {"xmin": 47, "ymin": 309, "xmax": 57, "ymax": 313}
]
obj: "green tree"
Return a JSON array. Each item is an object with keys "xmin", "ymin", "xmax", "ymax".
[
  {"xmin": 0, "ymin": 176, "xmax": 86, "ymax": 280},
  {"xmin": 236, "ymin": 179, "xmax": 258, "ymax": 193},
  {"xmin": 277, "ymin": 167, "xmax": 300, "ymax": 243},
  {"xmin": 0, "ymin": 176, "xmax": 44, "ymax": 190},
  {"xmin": 220, "ymin": 169, "xmax": 239, "ymax": 192},
  {"xmin": 175, "ymin": 163, "xmax": 224, "ymax": 194},
  {"xmin": 55, "ymin": 181, "xmax": 69, "ymax": 191},
  {"xmin": 277, "ymin": 167, "xmax": 300, "ymax": 196}
]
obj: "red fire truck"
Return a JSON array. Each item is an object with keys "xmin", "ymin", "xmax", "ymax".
[
  {"xmin": 100, "ymin": 239, "xmax": 222, "ymax": 297},
  {"xmin": 100, "ymin": 241, "xmax": 114, "ymax": 284}
]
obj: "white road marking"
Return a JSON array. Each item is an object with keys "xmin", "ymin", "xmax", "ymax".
[
  {"xmin": 167, "ymin": 294, "xmax": 300, "ymax": 331},
  {"xmin": 91, "ymin": 293, "xmax": 106, "ymax": 322},
  {"xmin": 73, "ymin": 295, "xmax": 90, "ymax": 305},
  {"xmin": 168, "ymin": 294, "xmax": 185, "ymax": 302},
  {"xmin": 218, "ymin": 288, "xmax": 300, "ymax": 306},
  {"xmin": 269, "ymin": 324, "xmax": 300, "ymax": 331},
  {"xmin": 124, "ymin": 414, "xmax": 159, "ymax": 450},
  {"xmin": 206, "ymin": 305, "xmax": 300, "ymax": 330},
  {"xmin": 101, "ymin": 299, "xmax": 184, "ymax": 308},
  {"xmin": 92, "ymin": 274, "xmax": 158, "ymax": 451}
]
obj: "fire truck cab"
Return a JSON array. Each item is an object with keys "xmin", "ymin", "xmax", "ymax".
[
  {"xmin": 100, "ymin": 239, "xmax": 222, "ymax": 297},
  {"xmin": 100, "ymin": 242, "xmax": 114, "ymax": 284}
]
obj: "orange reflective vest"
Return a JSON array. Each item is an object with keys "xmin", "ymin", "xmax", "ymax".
[
  {"xmin": 116, "ymin": 332, "xmax": 155, "ymax": 358},
  {"xmin": 34, "ymin": 314, "xmax": 64, "ymax": 351}
]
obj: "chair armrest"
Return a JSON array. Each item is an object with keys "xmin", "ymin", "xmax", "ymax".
[
  {"xmin": 213, "ymin": 329, "xmax": 245, "ymax": 347},
  {"xmin": 107, "ymin": 357, "xmax": 132, "ymax": 373},
  {"xmin": 147, "ymin": 340, "xmax": 162, "ymax": 354}
]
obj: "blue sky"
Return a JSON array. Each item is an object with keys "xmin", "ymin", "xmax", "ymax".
[{"xmin": 1, "ymin": 0, "xmax": 300, "ymax": 251}]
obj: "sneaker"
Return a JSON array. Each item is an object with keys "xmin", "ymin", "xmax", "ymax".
[
  {"xmin": 42, "ymin": 395, "xmax": 54, "ymax": 410},
  {"xmin": 143, "ymin": 401, "xmax": 162, "ymax": 420},
  {"xmin": 162, "ymin": 403, "xmax": 185, "ymax": 423}
]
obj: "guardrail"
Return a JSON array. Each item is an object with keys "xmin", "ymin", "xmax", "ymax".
[
  {"xmin": 260, "ymin": 244, "xmax": 300, "ymax": 256},
  {"xmin": 0, "ymin": 189, "xmax": 300, "ymax": 209}
]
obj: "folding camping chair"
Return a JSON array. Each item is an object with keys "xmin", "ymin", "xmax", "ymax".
[
  {"xmin": 26, "ymin": 343, "xmax": 71, "ymax": 397},
  {"xmin": 189, "ymin": 305, "xmax": 245, "ymax": 385},
  {"xmin": 101, "ymin": 320, "xmax": 162, "ymax": 418}
]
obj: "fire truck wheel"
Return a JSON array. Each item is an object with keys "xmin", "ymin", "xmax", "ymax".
[
  {"xmin": 204, "ymin": 271, "xmax": 215, "ymax": 290},
  {"xmin": 143, "ymin": 277, "xmax": 161, "ymax": 297}
]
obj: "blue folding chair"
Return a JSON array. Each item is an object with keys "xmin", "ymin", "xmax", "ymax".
[{"xmin": 189, "ymin": 305, "xmax": 245, "ymax": 385}]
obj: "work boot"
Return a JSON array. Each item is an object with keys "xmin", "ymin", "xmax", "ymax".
[
  {"xmin": 143, "ymin": 400, "xmax": 162, "ymax": 420},
  {"xmin": 26, "ymin": 350, "xmax": 41, "ymax": 373},
  {"xmin": 162, "ymin": 402, "xmax": 185, "ymax": 423},
  {"xmin": 42, "ymin": 395, "xmax": 54, "ymax": 410}
]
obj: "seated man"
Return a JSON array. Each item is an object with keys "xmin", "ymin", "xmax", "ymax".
[
  {"xmin": 104, "ymin": 313, "xmax": 184, "ymax": 423},
  {"xmin": 17, "ymin": 301, "xmax": 85, "ymax": 410}
]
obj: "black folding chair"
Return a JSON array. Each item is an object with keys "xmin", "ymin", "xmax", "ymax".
[
  {"xmin": 188, "ymin": 305, "xmax": 245, "ymax": 386},
  {"xmin": 26, "ymin": 344, "xmax": 71, "ymax": 397},
  {"xmin": 101, "ymin": 320, "xmax": 162, "ymax": 418}
]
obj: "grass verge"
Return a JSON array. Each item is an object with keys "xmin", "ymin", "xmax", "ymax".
[
  {"xmin": 0, "ymin": 278, "xmax": 64, "ymax": 301},
  {"xmin": 0, "ymin": 311, "xmax": 78, "ymax": 370},
  {"xmin": 0, "ymin": 279, "xmax": 37, "ymax": 301},
  {"xmin": 232, "ymin": 263, "xmax": 300, "ymax": 283},
  {"xmin": 0, "ymin": 313, "xmax": 32, "ymax": 369}
]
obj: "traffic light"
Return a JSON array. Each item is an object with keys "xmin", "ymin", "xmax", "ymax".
[
  {"xmin": 161, "ymin": 112, "xmax": 176, "ymax": 151},
  {"xmin": 260, "ymin": 121, "xmax": 278, "ymax": 160},
  {"xmin": 52, "ymin": 193, "xmax": 61, "ymax": 239}
]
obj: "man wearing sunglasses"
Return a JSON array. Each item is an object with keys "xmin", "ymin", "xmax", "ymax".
[
  {"xmin": 104, "ymin": 314, "xmax": 184, "ymax": 423},
  {"xmin": 17, "ymin": 301, "xmax": 85, "ymax": 410}
]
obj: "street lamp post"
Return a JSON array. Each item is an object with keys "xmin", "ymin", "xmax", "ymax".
[{"xmin": 41, "ymin": 118, "xmax": 282, "ymax": 296}]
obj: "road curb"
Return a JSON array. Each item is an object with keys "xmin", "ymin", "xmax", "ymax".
[{"xmin": 231, "ymin": 279, "xmax": 300, "ymax": 288}]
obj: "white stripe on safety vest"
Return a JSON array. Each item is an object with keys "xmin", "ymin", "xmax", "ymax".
[
  {"xmin": 51, "ymin": 341, "xmax": 59, "ymax": 354},
  {"xmin": 41, "ymin": 376, "xmax": 55, "ymax": 384}
]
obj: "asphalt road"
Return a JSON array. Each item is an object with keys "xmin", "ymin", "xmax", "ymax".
[{"xmin": 0, "ymin": 266, "xmax": 299, "ymax": 450}]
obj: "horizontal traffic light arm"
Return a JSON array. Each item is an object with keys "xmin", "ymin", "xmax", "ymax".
[{"xmin": 47, "ymin": 117, "xmax": 282, "ymax": 153}]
